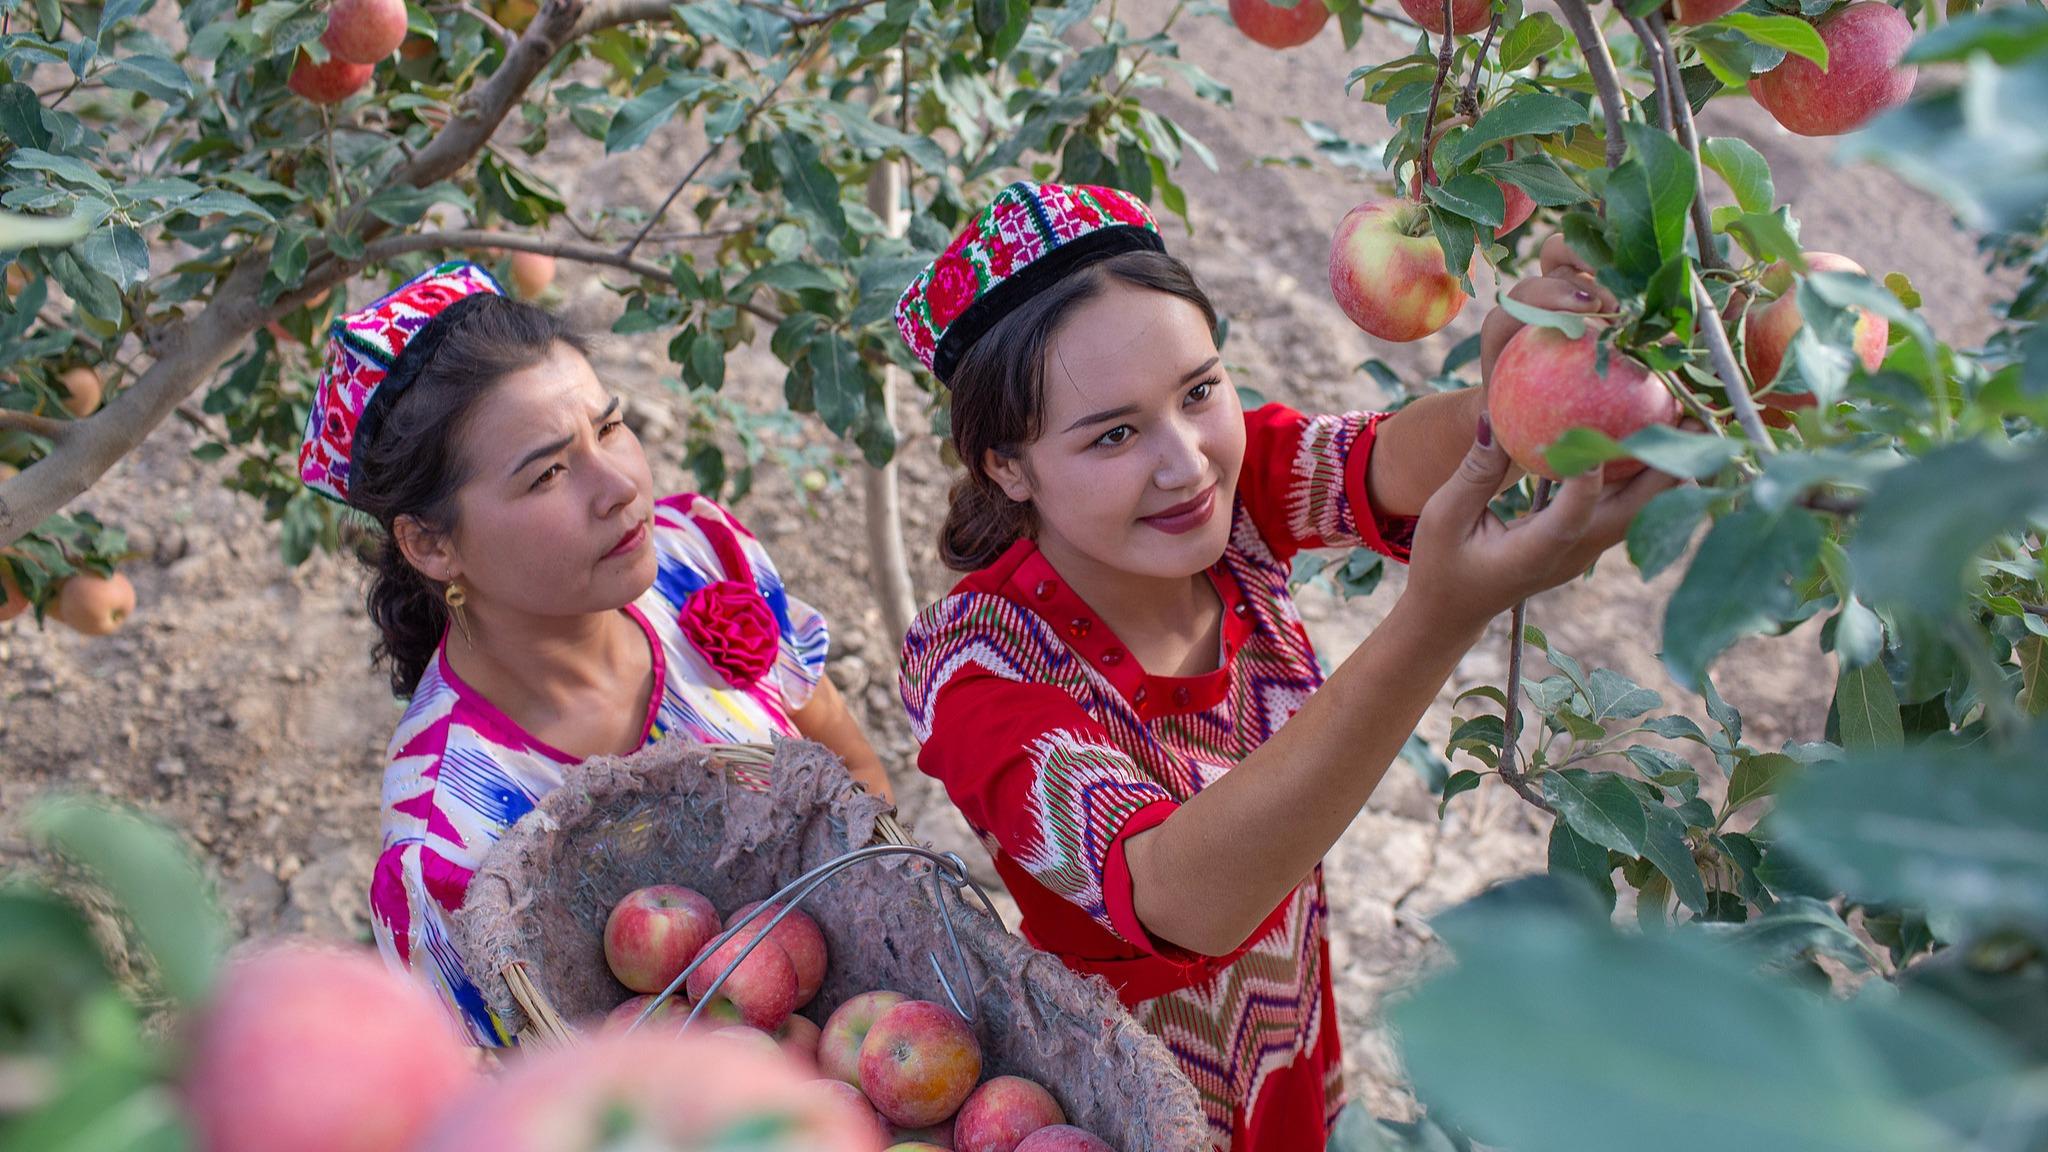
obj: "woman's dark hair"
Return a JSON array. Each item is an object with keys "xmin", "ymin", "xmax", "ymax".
[
  {"xmin": 939, "ymin": 249, "xmax": 1218, "ymax": 572},
  {"xmin": 345, "ymin": 292, "xmax": 590, "ymax": 698}
]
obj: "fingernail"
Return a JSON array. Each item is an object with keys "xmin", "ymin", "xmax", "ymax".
[
  {"xmin": 1476, "ymin": 414, "xmax": 1493, "ymax": 448},
  {"xmin": 1575, "ymin": 290, "xmax": 1594, "ymax": 302}
]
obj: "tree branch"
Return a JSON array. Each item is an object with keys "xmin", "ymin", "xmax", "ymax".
[
  {"xmin": 1553, "ymin": 0, "xmax": 1627, "ymax": 169},
  {"xmin": 1625, "ymin": 12, "xmax": 1671, "ymax": 132},
  {"xmin": 1460, "ymin": 5, "xmax": 1501, "ymax": 117},
  {"xmin": 1690, "ymin": 268, "xmax": 1774, "ymax": 452},
  {"xmin": 1651, "ymin": 13, "xmax": 1726, "ymax": 273},
  {"xmin": 1500, "ymin": 478, "xmax": 1556, "ymax": 815},
  {"xmin": 1417, "ymin": 0, "xmax": 1459, "ymax": 192},
  {"xmin": 0, "ymin": 410, "xmax": 68, "ymax": 440}
]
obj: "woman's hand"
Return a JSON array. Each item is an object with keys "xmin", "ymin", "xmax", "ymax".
[
  {"xmin": 1401, "ymin": 415, "xmax": 1679, "ymax": 635},
  {"xmin": 1480, "ymin": 234, "xmax": 1619, "ymax": 388}
]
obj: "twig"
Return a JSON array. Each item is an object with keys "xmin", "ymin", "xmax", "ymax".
[
  {"xmin": 1417, "ymin": 0, "xmax": 1460, "ymax": 190},
  {"xmin": 1459, "ymin": 5, "xmax": 1501, "ymax": 116},
  {"xmin": 1691, "ymin": 268, "xmax": 1775, "ymax": 452},
  {"xmin": 450, "ymin": 0, "xmax": 518, "ymax": 51},
  {"xmin": 1626, "ymin": 12, "xmax": 1671, "ymax": 132},
  {"xmin": 1553, "ymin": 0, "xmax": 1627, "ymax": 169},
  {"xmin": 0, "ymin": 410, "xmax": 68, "ymax": 439},
  {"xmin": 1499, "ymin": 479, "xmax": 1557, "ymax": 815},
  {"xmin": 1652, "ymin": 13, "xmax": 1726, "ymax": 273}
]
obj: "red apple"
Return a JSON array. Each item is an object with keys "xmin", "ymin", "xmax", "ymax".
[
  {"xmin": 858, "ymin": 1000, "xmax": 983, "ymax": 1129},
  {"xmin": 57, "ymin": 366, "xmax": 101, "ymax": 417},
  {"xmin": 1486, "ymin": 325, "xmax": 1680, "ymax": 482},
  {"xmin": 1329, "ymin": 199, "xmax": 1468, "ymax": 343},
  {"xmin": 1748, "ymin": 2, "xmax": 1916, "ymax": 137},
  {"xmin": 509, "ymin": 250, "xmax": 556, "ymax": 298},
  {"xmin": 604, "ymin": 884, "xmax": 721, "ymax": 994},
  {"xmin": 889, "ymin": 1117, "xmax": 956, "ymax": 1148},
  {"xmin": 0, "ymin": 558, "xmax": 28, "ymax": 623},
  {"xmin": 182, "ymin": 943, "xmax": 474, "ymax": 1152},
  {"xmin": 414, "ymin": 1031, "xmax": 885, "ymax": 1152},
  {"xmin": 777, "ymin": 1011, "xmax": 822, "ymax": 1067},
  {"xmin": 888, "ymin": 1145, "xmax": 953, "ymax": 1152},
  {"xmin": 1228, "ymin": 0, "xmax": 1329, "ymax": 48},
  {"xmin": 686, "ymin": 934, "xmax": 800, "ymax": 1032},
  {"xmin": 1742, "ymin": 251, "xmax": 1888, "ymax": 408},
  {"xmin": 955, "ymin": 1076, "xmax": 1067, "ymax": 1152},
  {"xmin": 1396, "ymin": 0, "xmax": 1492, "ymax": 35},
  {"xmin": 729, "ymin": 900, "xmax": 830, "ymax": 1006},
  {"xmin": 810, "ymin": 1080, "xmax": 892, "ymax": 1148},
  {"xmin": 53, "ymin": 571, "xmax": 134, "ymax": 635},
  {"xmin": 601, "ymin": 993, "xmax": 691, "ymax": 1035},
  {"xmin": 1668, "ymin": 0, "xmax": 1745, "ymax": 24},
  {"xmin": 1013, "ymin": 1126, "xmax": 1115, "ymax": 1152},
  {"xmin": 819, "ymin": 990, "xmax": 908, "ymax": 1087},
  {"xmin": 287, "ymin": 49, "xmax": 373, "ymax": 104},
  {"xmin": 321, "ymin": 0, "xmax": 408, "ymax": 65}
]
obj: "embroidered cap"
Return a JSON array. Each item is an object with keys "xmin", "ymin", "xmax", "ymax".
[
  {"xmin": 298, "ymin": 260, "xmax": 506, "ymax": 504},
  {"xmin": 895, "ymin": 181, "xmax": 1162, "ymax": 385}
]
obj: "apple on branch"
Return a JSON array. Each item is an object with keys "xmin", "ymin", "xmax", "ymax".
[
  {"xmin": 1328, "ymin": 199, "xmax": 1469, "ymax": 343},
  {"xmin": 1228, "ymin": 0, "xmax": 1329, "ymax": 49},
  {"xmin": 1487, "ymin": 325, "xmax": 1680, "ymax": 482},
  {"xmin": 1749, "ymin": 1, "xmax": 1917, "ymax": 137},
  {"xmin": 1742, "ymin": 251, "xmax": 1889, "ymax": 408}
]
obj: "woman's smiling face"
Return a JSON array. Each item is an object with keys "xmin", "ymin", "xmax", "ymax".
[{"xmin": 987, "ymin": 278, "xmax": 1247, "ymax": 581}]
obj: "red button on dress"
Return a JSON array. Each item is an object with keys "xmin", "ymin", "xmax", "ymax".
[
  {"xmin": 1035, "ymin": 580, "xmax": 1056, "ymax": 599},
  {"xmin": 1068, "ymin": 617, "xmax": 1093, "ymax": 639},
  {"xmin": 1102, "ymin": 647, "xmax": 1124, "ymax": 665},
  {"xmin": 1172, "ymin": 686, "xmax": 1191, "ymax": 707}
]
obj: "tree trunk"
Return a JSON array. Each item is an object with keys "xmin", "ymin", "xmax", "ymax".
[{"xmin": 862, "ymin": 154, "xmax": 918, "ymax": 650}]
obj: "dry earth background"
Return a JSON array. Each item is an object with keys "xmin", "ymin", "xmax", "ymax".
[{"xmin": 0, "ymin": 0, "xmax": 2009, "ymax": 1119}]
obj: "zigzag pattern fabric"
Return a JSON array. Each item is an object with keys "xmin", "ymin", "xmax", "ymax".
[
  {"xmin": 901, "ymin": 403, "xmax": 1417, "ymax": 1150},
  {"xmin": 370, "ymin": 494, "xmax": 827, "ymax": 1045}
]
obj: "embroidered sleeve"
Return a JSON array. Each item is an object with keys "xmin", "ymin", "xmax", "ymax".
[
  {"xmin": 657, "ymin": 494, "xmax": 830, "ymax": 711},
  {"xmin": 902, "ymin": 594, "xmax": 1181, "ymax": 952},
  {"xmin": 1235, "ymin": 403, "xmax": 1416, "ymax": 565}
]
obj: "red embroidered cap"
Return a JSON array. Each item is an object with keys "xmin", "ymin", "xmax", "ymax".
[
  {"xmin": 895, "ymin": 181, "xmax": 1162, "ymax": 385},
  {"xmin": 298, "ymin": 260, "xmax": 506, "ymax": 504}
]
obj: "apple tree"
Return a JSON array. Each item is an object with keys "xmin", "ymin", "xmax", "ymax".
[
  {"xmin": 0, "ymin": 0, "xmax": 1232, "ymax": 640},
  {"xmin": 1258, "ymin": 0, "xmax": 2045, "ymax": 1148}
]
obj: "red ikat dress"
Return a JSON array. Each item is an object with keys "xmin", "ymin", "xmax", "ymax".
[{"xmin": 899, "ymin": 403, "xmax": 1417, "ymax": 1151}]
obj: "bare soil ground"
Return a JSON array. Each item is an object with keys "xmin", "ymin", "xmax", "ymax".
[{"xmin": 0, "ymin": 2, "xmax": 2004, "ymax": 1118}]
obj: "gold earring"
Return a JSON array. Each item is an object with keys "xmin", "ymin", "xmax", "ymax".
[{"xmin": 443, "ymin": 581, "xmax": 475, "ymax": 648}]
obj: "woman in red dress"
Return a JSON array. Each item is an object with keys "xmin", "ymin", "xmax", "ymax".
[{"xmin": 893, "ymin": 182, "xmax": 1674, "ymax": 1150}]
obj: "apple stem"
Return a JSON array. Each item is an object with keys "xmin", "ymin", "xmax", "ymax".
[
  {"xmin": 1498, "ymin": 479, "xmax": 1555, "ymax": 814},
  {"xmin": 1553, "ymin": 0, "xmax": 1627, "ymax": 170}
]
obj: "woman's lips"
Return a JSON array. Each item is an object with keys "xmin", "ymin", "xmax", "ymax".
[
  {"xmin": 1140, "ymin": 485, "xmax": 1217, "ymax": 536},
  {"xmin": 604, "ymin": 521, "xmax": 649, "ymax": 559}
]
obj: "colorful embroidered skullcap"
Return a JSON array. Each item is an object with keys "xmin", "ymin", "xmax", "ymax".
[
  {"xmin": 896, "ymin": 181, "xmax": 1162, "ymax": 384},
  {"xmin": 298, "ymin": 260, "xmax": 506, "ymax": 504}
]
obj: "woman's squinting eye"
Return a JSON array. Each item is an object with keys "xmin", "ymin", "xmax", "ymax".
[
  {"xmin": 599, "ymin": 417, "xmax": 626, "ymax": 438},
  {"xmin": 1094, "ymin": 424, "xmax": 1134, "ymax": 448},
  {"xmin": 530, "ymin": 463, "xmax": 563, "ymax": 490},
  {"xmin": 1186, "ymin": 378, "xmax": 1217, "ymax": 404}
]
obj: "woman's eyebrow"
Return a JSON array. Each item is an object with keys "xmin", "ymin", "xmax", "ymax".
[
  {"xmin": 1059, "ymin": 357, "xmax": 1221, "ymax": 434},
  {"xmin": 510, "ymin": 397, "xmax": 622, "ymax": 477}
]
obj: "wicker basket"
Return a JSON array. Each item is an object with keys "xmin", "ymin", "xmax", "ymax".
[{"xmin": 450, "ymin": 737, "xmax": 1208, "ymax": 1151}]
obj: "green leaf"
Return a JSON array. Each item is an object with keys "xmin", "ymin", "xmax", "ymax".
[
  {"xmin": 1498, "ymin": 295, "xmax": 1587, "ymax": 338},
  {"xmin": 1901, "ymin": 4, "xmax": 2048, "ymax": 63},
  {"xmin": 1774, "ymin": 725, "xmax": 2048, "ymax": 934},
  {"xmin": 1734, "ymin": 895, "xmax": 1870, "ymax": 970},
  {"xmin": 1663, "ymin": 505, "xmax": 1825, "ymax": 691},
  {"xmin": 360, "ymin": 182, "xmax": 471, "ymax": 228},
  {"xmin": 2021, "ymin": 638, "xmax": 2047, "ymax": 718},
  {"xmin": 1617, "ymin": 425, "xmax": 1742, "ymax": 480},
  {"xmin": 1628, "ymin": 486, "xmax": 1718, "ymax": 581},
  {"xmin": 1640, "ymin": 799, "xmax": 1708, "ymax": 912},
  {"xmin": 1718, "ymin": 12, "xmax": 1829, "ymax": 67},
  {"xmin": 100, "ymin": 55, "xmax": 192, "ymax": 102},
  {"xmin": 819, "ymin": 100, "xmax": 948, "ymax": 173},
  {"xmin": 1726, "ymin": 751, "xmax": 1796, "ymax": 815},
  {"xmin": 1542, "ymin": 769, "xmax": 1648, "ymax": 856},
  {"xmin": 1721, "ymin": 207, "xmax": 1804, "ymax": 268},
  {"xmin": 76, "ymin": 225, "xmax": 149, "ymax": 289},
  {"xmin": 1848, "ymin": 439, "xmax": 2048, "ymax": 618},
  {"xmin": 735, "ymin": 262, "xmax": 842, "ymax": 296},
  {"xmin": 1497, "ymin": 11, "xmax": 1566, "ymax": 72},
  {"xmin": 1605, "ymin": 124, "xmax": 1696, "ymax": 289},
  {"xmin": 604, "ymin": 73, "xmax": 718, "ymax": 155},
  {"xmin": 28, "ymin": 799, "xmax": 225, "ymax": 1005},
  {"xmin": 771, "ymin": 131, "xmax": 848, "ymax": 261},
  {"xmin": 1700, "ymin": 136, "xmax": 1773, "ymax": 214},
  {"xmin": 1439, "ymin": 769, "xmax": 1484, "ymax": 817},
  {"xmin": 1548, "ymin": 820, "xmax": 1618, "ymax": 911},
  {"xmin": 1834, "ymin": 660, "xmax": 1903, "ymax": 751},
  {"xmin": 1482, "ymin": 154, "xmax": 1586, "ymax": 207},
  {"xmin": 1423, "ymin": 173, "xmax": 1505, "ymax": 228},
  {"xmin": 1589, "ymin": 667, "xmax": 1661, "ymax": 722},
  {"xmin": 806, "ymin": 329, "xmax": 867, "ymax": 435},
  {"xmin": 1441, "ymin": 92, "xmax": 1589, "ymax": 171},
  {"xmin": 1393, "ymin": 894, "xmax": 2020, "ymax": 1152},
  {"xmin": 688, "ymin": 333, "xmax": 725, "ymax": 392},
  {"xmin": 10, "ymin": 149, "xmax": 114, "ymax": 195}
]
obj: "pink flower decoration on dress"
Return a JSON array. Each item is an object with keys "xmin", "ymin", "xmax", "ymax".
[{"xmin": 679, "ymin": 580, "xmax": 779, "ymax": 688}]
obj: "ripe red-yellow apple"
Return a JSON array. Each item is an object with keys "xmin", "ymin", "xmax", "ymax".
[
  {"xmin": 509, "ymin": 250, "xmax": 556, "ymax": 298},
  {"xmin": 685, "ymin": 934, "xmax": 799, "ymax": 1032},
  {"xmin": 956, "ymin": 1076, "xmax": 1067, "ymax": 1152},
  {"xmin": 1013, "ymin": 1126, "xmax": 1114, "ymax": 1152},
  {"xmin": 287, "ymin": 49, "xmax": 373, "ymax": 105},
  {"xmin": 57, "ymin": 366, "xmax": 101, "ymax": 418},
  {"xmin": 0, "ymin": 558, "xmax": 28, "ymax": 624},
  {"xmin": 603, "ymin": 884, "xmax": 720, "ymax": 994},
  {"xmin": 488, "ymin": 0, "xmax": 538, "ymax": 31},
  {"xmin": 728, "ymin": 900, "xmax": 829, "ymax": 1006},
  {"xmin": 321, "ymin": 0, "xmax": 408, "ymax": 64},
  {"xmin": 1397, "ymin": 0, "xmax": 1492, "ymax": 35},
  {"xmin": 1229, "ymin": 0, "xmax": 1329, "ymax": 48},
  {"xmin": 858, "ymin": 1000, "xmax": 983, "ymax": 1129},
  {"xmin": 399, "ymin": 33, "xmax": 436, "ymax": 60},
  {"xmin": 414, "ymin": 1031, "xmax": 886, "ymax": 1152},
  {"xmin": 1742, "ymin": 251, "xmax": 1888, "ymax": 408},
  {"xmin": 820, "ymin": 989, "xmax": 908, "ymax": 1088},
  {"xmin": 1487, "ymin": 326, "xmax": 1680, "ymax": 482},
  {"xmin": 1329, "ymin": 199, "xmax": 1468, "ymax": 343},
  {"xmin": 182, "ymin": 944, "xmax": 474, "ymax": 1152},
  {"xmin": 53, "ymin": 571, "xmax": 134, "ymax": 635},
  {"xmin": 1668, "ymin": 0, "xmax": 1744, "ymax": 24},
  {"xmin": 1748, "ymin": 2, "xmax": 1916, "ymax": 137},
  {"xmin": 776, "ymin": 1011, "xmax": 822, "ymax": 1068}
]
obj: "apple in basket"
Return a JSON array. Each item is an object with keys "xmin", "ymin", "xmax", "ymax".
[
  {"xmin": 1014, "ymin": 1125, "xmax": 1117, "ymax": 1151},
  {"xmin": 820, "ymin": 989, "xmax": 908, "ymax": 1086},
  {"xmin": 728, "ymin": 899, "xmax": 831, "ymax": 1005},
  {"xmin": 859, "ymin": 999, "xmax": 984, "ymax": 1129},
  {"xmin": 956, "ymin": 1075, "xmax": 1068, "ymax": 1152},
  {"xmin": 686, "ymin": 932, "xmax": 801, "ymax": 1031},
  {"xmin": 414, "ymin": 1030, "xmax": 886, "ymax": 1152},
  {"xmin": 604, "ymin": 884, "xmax": 721, "ymax": 993}
]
